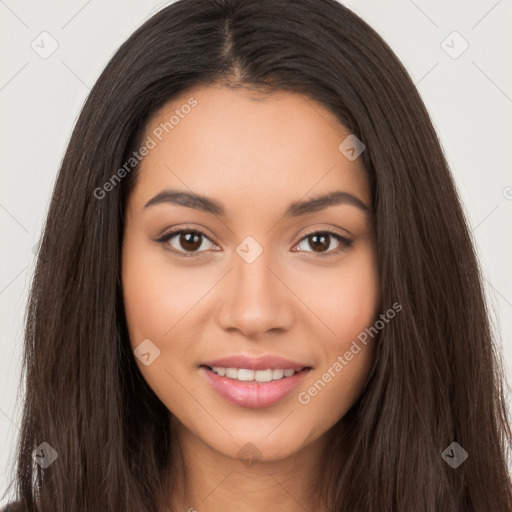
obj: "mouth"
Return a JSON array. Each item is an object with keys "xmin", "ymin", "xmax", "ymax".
[
  {"xmin": 202, "ymin": 365, "xmax": 307, "ymax": 382},
  {"xmin": 200, "ymin": 364, "xmax": 312, "ymax": 408}
]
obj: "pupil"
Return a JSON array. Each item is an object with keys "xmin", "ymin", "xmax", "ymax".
[
  {"xmin": 177, "ymin": 232, "xmax": 331, "ymax": 253},
  {"xmin": 310, "ymin": 233, "xmax": 329, "ymax": 252},
  {"xmin": 181, "ymin": 232, "xmax": 201, "ymax": 251}
]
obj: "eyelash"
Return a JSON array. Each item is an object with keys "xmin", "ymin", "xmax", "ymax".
[{"xmin": 155, "ymin": 226, "xmax": 353, "ymax": 258}]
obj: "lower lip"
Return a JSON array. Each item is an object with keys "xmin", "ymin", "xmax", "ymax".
[{"xmin": 201, "ymin": 366, "xmax": 310, "ymax": 408}]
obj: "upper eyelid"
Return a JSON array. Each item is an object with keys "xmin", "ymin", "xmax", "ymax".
[
  {"xmin": 300, "ymin": 225, "xmax": 352, "ymax": 239},
  {"xmin": 157, "ymin": 225, "xmax": 216, "ymax": 242},
  {"xmin": 159, "ymin": 227, "xmax": 351, "ymax": 253}
]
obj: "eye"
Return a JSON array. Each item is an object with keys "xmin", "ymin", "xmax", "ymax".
[
  {"xmin": 293, "ymin": 229, "xmax": 353, "ymax": 256},
  {"xmin": 156, "ymin": 228, "xmax": 217, "ymax": 257},
  {"xmin": 156, "ymin": 227, "xmax": 353, "ymax": 258}
]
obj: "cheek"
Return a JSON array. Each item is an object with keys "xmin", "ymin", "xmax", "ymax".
[
  {"xmin": 122, "ymin": 236, "xmax": 203, "ymax": 342},
  {"xmin": 299, "ymin": 244, "xmax": 380, "ymax": 350},
  {"xmin": 330, "ymin": 254, "xmax": 380, "ymax": 345},
  {"xmin": 296, "ymin": 246, "xmax": 379, "ymax": 417},
  {"xmin": 122, "ymin": 240, "xmax": 195, "ymax": 414},
  {"xmin": 121, "ymin": 234, "xmax": 214, "ymax": 397},
  {"xmin": 331, "ymin": 248, "xmax": 380, "ymax": 376}
]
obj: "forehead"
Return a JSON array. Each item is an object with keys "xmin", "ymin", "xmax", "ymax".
[{"xmin": 129, "ymin": 85, "xmax": 370, "ymax": 216}]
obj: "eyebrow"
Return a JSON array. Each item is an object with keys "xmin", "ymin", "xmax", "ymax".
[{"xmin": 144, "ymin": 189, "xmax": 371, "ymax": 217}]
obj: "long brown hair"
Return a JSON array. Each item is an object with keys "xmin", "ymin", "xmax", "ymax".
[{"xmin": 4, "ymin": 0, "xmax": 511, "ymax": 510}]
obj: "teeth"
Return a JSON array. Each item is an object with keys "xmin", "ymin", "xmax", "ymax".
[
  {"xmin": 238, "ymin": 368, "xmax": 255, "ymax": 381},
  {"xmin": 255, "ymin": 369, "xmax": 273, "ymax": 382},
  {"xmin": 225, "ymin": 368, "xmax": 237, "ymax": 379},
  {"xmin": 272, "ymin": 369, "xmax": 284, "ymax": 379},
  {"xmin": 210, "ymin": 367, "xmax": 300, "ymax": 382}
]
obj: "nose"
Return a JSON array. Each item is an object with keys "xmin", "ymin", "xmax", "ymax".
[{"xmin": 216, "ymin": 249, "xmax": 295, "ymax": 340}]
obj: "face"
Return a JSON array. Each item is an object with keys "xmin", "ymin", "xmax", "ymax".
[{"xmin": 122, "ymin": 85, "xmax": 380, "ymax": 463}]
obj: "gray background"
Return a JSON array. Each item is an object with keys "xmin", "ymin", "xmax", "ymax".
[{"xmin": 1, "ymin": 0, "xmax": 511, "ymax": 503}]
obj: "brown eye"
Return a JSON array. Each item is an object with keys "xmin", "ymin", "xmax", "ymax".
[
  {"xmin": 295, "ymin": 230, "xmax": 353, "ymax": 255},
  {"xmin": 308, "ymin": 233, "xmax": 330, "ymax": 253},
  {"xmin": 157, "ymin": 229, "xmax": 216, "ymax": 255},
  {"xmin": 177, "ymin": 232, "xmax": 202, "ymax": 251}
]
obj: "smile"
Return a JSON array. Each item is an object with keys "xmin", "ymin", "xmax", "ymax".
[
  {"xmin": 201, "ymin": 365, "xmax": 311, "ymax": 408},
  {"xmin": 208, "ymin": 366, "xmax": 302, "ymax": 382}
]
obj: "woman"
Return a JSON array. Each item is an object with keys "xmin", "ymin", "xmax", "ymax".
[{"xmin": 2, "ymin": 0, "xmax": 511, "ymax": 510}]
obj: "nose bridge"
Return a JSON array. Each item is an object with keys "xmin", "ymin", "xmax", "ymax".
[{"xmin": 217, "ymin": 239, "xmax": 294, "ymax": 337}]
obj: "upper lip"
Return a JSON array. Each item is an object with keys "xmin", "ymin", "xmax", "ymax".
[{"xmin": 201, "ymin": 354, "xmax": 311, "ymax": 371}]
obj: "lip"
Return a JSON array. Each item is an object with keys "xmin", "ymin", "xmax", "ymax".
[
  {"xmin": 201, "ymin": 365, "xmax": 311, "ymax": 408},
  {"xmin": 201, "ymin": 354, "xmax": 309, "ymax": 371}
]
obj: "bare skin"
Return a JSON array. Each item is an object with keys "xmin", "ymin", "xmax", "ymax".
[{"xmin": 122, "ymin": 84, "xmax": 380, "ymax": 512}]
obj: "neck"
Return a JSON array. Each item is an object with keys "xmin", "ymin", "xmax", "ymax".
[{"xmin": 161, "ymin": 417, "xmax": 330, "ymax": 512}]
